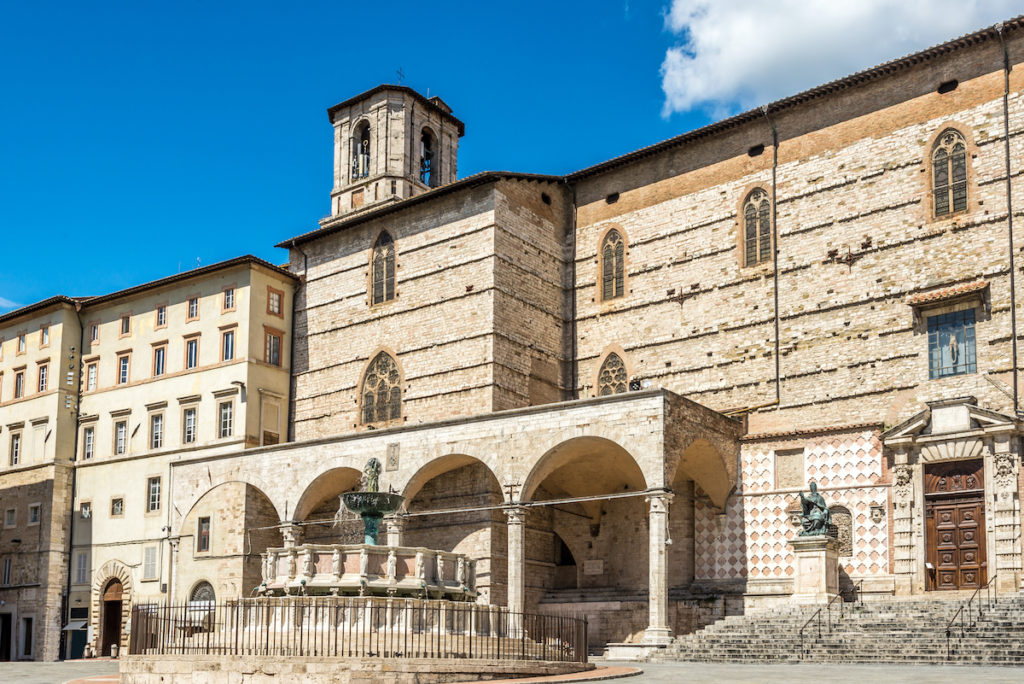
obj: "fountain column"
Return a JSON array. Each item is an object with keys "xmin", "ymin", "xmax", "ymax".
[
  {"xmin": 504, "ymin": 506, "xmax": 528, "ymax": 616},
  {"xmin": 384, "ymin": 515, "xmax": 406, "ymax": 546},
  {"xmin": 280, "ymin": 521, "xmax": 304, "ymax": 549}
]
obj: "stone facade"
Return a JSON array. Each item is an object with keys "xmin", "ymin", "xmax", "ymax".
[{"xmin": 5, "ymin": 19, "xmax": 1024, "ymax": 661}]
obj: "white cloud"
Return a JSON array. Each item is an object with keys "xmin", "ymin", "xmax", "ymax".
[
  {"xmin": 0, "ymin": 296, "xmax": 20, "ymax": 311},
  {"xmin": 661, "ymin": 1, "xmax": 1020, "ymax": 117}
]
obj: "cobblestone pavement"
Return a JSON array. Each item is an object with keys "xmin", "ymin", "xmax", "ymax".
[
  {"xmin": 600, "ymin": 661, "xmax": 1024, "ymax": 683},
  {"xmin": 0, "ymin": 660, "xmax": 118, "ymax": 684}
]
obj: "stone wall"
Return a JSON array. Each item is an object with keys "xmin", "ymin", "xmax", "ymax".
[
  {"xmin": 121, "ymin": 655, "xmax": 589, "ymax": 684},
  {"xmin": 571, "ymin": 33, "xmax": 1024, "ymax": 437}
]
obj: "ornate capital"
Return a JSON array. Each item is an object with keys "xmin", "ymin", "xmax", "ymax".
[
  {"xmin": 504, "ymin": 505, "xmax": 528, "ymax": 525},
  {"xmin": 893, "ymin": 464, "xmax": 913, "ymax": 500},
  {"xmin": 994, "ymin": 452, "xmax": 1018, "ymax": 490},
  {"xmin": 645, "ymin": 491, "xmax": 674, "ymax": 515}
]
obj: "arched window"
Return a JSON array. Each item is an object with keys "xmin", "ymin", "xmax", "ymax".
[
  {"xmin": 361, "ymin": 352, "xmax": 402, "ymax": 424},
  {"xmin": 420, "ymin": 128, "xmax": 437, "ymax": 187},
  {"xmin": 370, "ymin": 231, "xmax": 396, "ymax": 305},
  {"xmin": 596, "ymin": 353, "xmax": 627, "ymax": 396},
  {"xmin": 190, "ymin": 581, "xmax": 215, "ymax": 604},
  {"xmin": 932, "ymin": 129, "xmax": 967, "ymax": 217},
  {"xmin": 600, "ymin": 229, "xmax": 625, "ymax": 300},
  {"xmin": 828, "ymin": 505, "xmax": 853, "ymax": 556},
  {"xmin": 352, "ymin": 122, "xmax": 371, "ymax": 180},
  {"xmin": 743, "ymin": 188, "xmax": 771, "ymax": 266}
]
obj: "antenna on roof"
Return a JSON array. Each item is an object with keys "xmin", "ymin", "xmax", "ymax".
[{"xmin": 396, "ymin": 67, "xmax": 404, "ymax": 85}]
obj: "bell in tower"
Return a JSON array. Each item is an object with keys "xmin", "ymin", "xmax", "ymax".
[{"xmin": 326, "ymin": 85, "xmax": 465, "ymax": 217}]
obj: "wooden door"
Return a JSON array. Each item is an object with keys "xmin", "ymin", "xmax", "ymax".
[{"xmin": 925, "ymin": 459, "xmax": 986, "ymax": 591}]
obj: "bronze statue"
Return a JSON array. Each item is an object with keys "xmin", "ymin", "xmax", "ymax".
[
  {"xmin": 363, "ymin": 457, "xmax": 382, "ymax": 493},
  {"xmin": 798, "ymin": 481, "xmax": 832, "ymax": 536}
]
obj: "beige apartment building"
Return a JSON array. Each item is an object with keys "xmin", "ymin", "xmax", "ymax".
[
  {"xmin": 0, "ymin": 298, "xmax": 81, "ymax": 661},
  {"xmin": 4, "ymin": 17, "xmax": 1024, "ymax": 660}
]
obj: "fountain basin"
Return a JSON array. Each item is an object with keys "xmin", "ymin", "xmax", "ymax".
[
  {"xmin": 341, "ymin": 491, "xmax": 404, "ymax": 515},
  {"xmin": 260, "ymin": 543, "xmax": 477, "ymax": 601}
]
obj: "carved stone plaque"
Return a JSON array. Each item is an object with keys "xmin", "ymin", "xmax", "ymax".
[
  {"xmin": 386, "ymin": 443, "xmax": 400, "ymax": 471},
  {"xmin": 583, "ymin": 559, "xmax": 604, "ymax": 575},
  {"xmin": 776, "ymin": 449, "xmax": 805, "ymax": 489}
]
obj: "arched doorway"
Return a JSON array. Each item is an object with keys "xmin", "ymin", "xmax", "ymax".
[{"xmin": 100, "ymin": 579, "xmax": 123, "ymax": 656}]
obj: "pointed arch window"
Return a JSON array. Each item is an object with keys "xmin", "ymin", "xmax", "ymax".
[
  {"xmin": 361, "ymin": 352, "xmax": 402, "ymax": 424},
  {"xmin": 601, "ymin": 229, "xmax": 625, "ymax": 300},
  {"xmin": 743, "ymin": 188, "xmax": 771, "ymax": 266},
  {"xmin": 420, "ymin": 128, "xmax": 437, "ymax": 187},
  {"xmin": 352, "ymin": 122, "xmax": 371, "ymax": 180},
  {"xmin": 596, "ymin": 352, "xmax": 627, "ymax": 396},
  {"xmin": 371, "ymin": 231, "xmax": 396, "ymax": 305},
  {"xmin": 932, "ymin": 129, "xmax": 968, "ymax": 217}
]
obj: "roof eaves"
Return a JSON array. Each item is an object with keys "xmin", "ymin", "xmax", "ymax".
[
  {"xmin": 0, "ymin": 295, "xmax": 85, "ymax": 326},
  {"xmin": 567, "ymin": 17, "xmax": 1024, "ymax": 181},
  {"xmin": 326, "ymin": 84, "xmax": 467, "ymax": 136},
  {"xmin": 276, "ymin": 172, "xmax": 563, "ymax": 248},
  {"xmin": 81, "ymin": 255, "xmax": 297, "ymax": 309}
]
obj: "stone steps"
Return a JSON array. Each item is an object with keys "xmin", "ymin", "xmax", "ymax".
[{"xmin": 652, "ymin": 593, "xmax": 1024, "ymax": 665}]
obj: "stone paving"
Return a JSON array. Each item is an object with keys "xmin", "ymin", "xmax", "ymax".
[
  {"xmin": 4, "ymin": 659, "xmax": 1024, "ymax": 684},
  {"xmin": 601, "ymin": 660, "xmax": 1024, "ymax": 684},
  {"xmin": 0, "ymin": 659, "xmax": 117, "ymax": 684}
]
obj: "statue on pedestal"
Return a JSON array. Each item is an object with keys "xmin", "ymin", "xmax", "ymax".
[{"xmin": 798, "ymin": 481, "xmax": 832, "ymax": 536}]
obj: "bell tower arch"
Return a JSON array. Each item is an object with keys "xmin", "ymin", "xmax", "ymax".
[{"xmin": 327, "ymin": 85, "xmax": 464, "ymax": 217}]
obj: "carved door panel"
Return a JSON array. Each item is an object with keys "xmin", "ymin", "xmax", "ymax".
[{"xmin": 926, "ymin": 498, "xmax": 986, "ymax": 590}]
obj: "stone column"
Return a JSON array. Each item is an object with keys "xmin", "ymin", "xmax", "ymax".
[
  {"xmin": 891, "ymin": 451, "xmax": 915, "ymax": 596},
  {"xmin": 643, "ymin": 492, "xmax": 674, "ymax": 645},
  {"xmin": 384, "ymin": 515, "xmax": 406, "ymax": 547},
  {"xmin": 991, "ymin": 434, "xmax": 1021, "ymax": 591},
  {"xmin": 505, "ymin": 506, "xmax": 528, "ymax": 616},
  {"xmin": 280, "ymin": 521, "xmax": 304, "ymax": 549}
]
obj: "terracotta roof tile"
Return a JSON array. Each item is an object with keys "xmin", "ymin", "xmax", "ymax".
[{"xmin": 907, "ymin": 280, "xmax": 988, "ymax": 306}]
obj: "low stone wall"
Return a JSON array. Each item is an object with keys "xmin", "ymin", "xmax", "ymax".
[{"xmin": 121, "ymin": 655, "xmax": 592, "ymax": 683}]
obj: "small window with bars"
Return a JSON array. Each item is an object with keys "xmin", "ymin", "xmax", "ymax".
[{"xmin": 928, "ymin": 308, "xmax": 977, "ymax": 379}]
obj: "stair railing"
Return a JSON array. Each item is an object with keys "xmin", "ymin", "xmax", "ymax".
[
  {"xmin": 798, "ymin": 591, "xmax": 845, "ymax": 656},
  {"xmin": 944, "ymin": 575, "xmax": 997, "ymax": 660}
]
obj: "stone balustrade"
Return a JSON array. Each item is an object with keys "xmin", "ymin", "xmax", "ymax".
[{"xmin": 260, "ymin": 544, "xmax": 477, "ymax": 600}]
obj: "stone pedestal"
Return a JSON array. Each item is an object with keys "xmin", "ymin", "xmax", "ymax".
[{"xmin": 788, "ymin": 535, "xmax": 840, "ymax": 604}]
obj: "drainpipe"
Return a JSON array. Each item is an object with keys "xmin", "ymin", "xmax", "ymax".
[
  {"xmin": 60, "ymin": 303, "xmax": 86, "ymax": 658},
  {"xmin": 565, "ymin": 180, "xmax": 579, "ymax": 400},
  {"xmin": 997, "ymin": 22, "xmax": 1019, "ymax": 414},
  {"xmin": 761, "ymin": 105, "xmax": 782, "ymax": 402},
  {"xmin": 287, "ymin": 240, "xmax": 309, "ymax": 443}
]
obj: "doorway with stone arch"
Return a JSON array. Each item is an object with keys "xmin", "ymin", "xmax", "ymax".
[{"xmin": 100, "ymin": 578, "xmax": 123, "ymax": 656}]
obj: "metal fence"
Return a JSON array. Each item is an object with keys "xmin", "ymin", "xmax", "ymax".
[{"xmin": 128, "ymin": 598, "xmax": 587, "ymax": 664}]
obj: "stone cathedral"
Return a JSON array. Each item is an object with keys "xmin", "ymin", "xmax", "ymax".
[{"xmin": 3, "ymin": 19, "xmax": 1024, "ymax": 661}]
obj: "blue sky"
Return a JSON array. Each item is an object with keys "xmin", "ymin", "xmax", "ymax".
[{"xmin": 1, "ymin": 1, "xmax": 1018, "ymax": 313}]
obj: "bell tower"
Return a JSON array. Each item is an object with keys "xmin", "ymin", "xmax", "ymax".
[{"xmin": 327, "ymin": 85, "xmax": 465, "ymax": 217}]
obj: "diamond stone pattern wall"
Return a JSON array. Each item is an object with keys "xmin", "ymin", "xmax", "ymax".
[{"xmin": 694, "ymin": 429, "xmax": 889, "ymax": 582}]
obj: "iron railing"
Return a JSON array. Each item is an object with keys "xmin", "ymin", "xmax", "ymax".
[
  {"xmin": 798, "ymin": 579, "xmax": 863, "ymax": 656},
  {"xmin": 945, "ymin": 575, "xmax": 997, "ymax": 659},
  {"xmin": 128, "ymin": 598, "xmax": 587, "ymax": 664}
]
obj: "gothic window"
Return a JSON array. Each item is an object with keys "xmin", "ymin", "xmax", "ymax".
[
  {"xmin": 927, "ymin": 308, "xmax": 976, "ymax": 379},
  {"xmin": 370, "ymin": 231, "xmax": 396, "ymax": 305},
  {"xmin": 190, "ymin": 581, "xmax": 215, "ymax": 605},
  {"xmin": 743, "ymin": 188, "xmax": 771, "ymax": 266},
  {"xmin": 932, "ymin": 129, "xmax": 968, "ymax": 217},
  {"xmin": 596, "ymin": 353, "xmax": 627, "ymax": 396},
  {"xmin": 600, "ymin": 229, "xmax": 625, "ymax": 300},
  {"xmin": 420, "ymin": 128, "xmax": 437, "ymax": 187},
  {"xmin": 352, "ymin": 122, "xmax": 371, "ymax": 180},
  {"xmin": 361, "ymin": 352, "xmax": 402, "ymax": 424}
]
